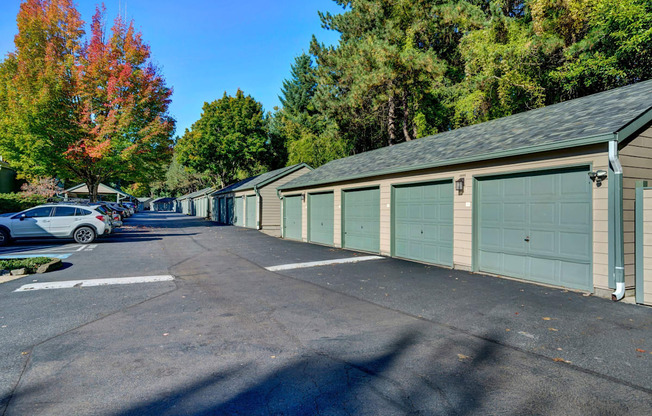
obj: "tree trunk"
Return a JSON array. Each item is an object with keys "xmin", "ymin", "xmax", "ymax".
[
  {"xmin": 388, "ymin": 95, "xmax": 397, "ymax": 146},
  {"xmin": 87, "ymin": 179, "xmax": 100, "ymax": 202},
  {"xmin": 402, "ymin": 91, "xmax": 413, "ymax": 141}
]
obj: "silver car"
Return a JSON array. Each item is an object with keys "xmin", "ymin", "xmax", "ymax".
[{"xmin": 0, "ymin": 204, "xmax": 111, "ymax": 246}]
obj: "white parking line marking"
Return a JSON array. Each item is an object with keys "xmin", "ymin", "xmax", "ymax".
[
  {"xmin": 0, "ymin": 253, "xmax": 72, "ymax": 259},
  {"xmin": 265, "ymin": 256, "xmax": 384, "ymax": 272},
  {"xmin": 14, "ymin": 275, "xmax": 175, "ymax": 292},
  {"xmin": 76, "ymin": 246, "xmax": 85, "ymax": 251}
]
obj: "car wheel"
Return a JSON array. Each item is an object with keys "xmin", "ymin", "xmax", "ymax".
[
  {"xmin": 74, "ymin": 226, "xmax": 96, "ymax": 244},
  {"xmin": 0, "ymin": 229, "xmax": 10, "ymax": 246}
]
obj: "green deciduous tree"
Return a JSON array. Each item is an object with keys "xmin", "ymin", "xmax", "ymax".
[
  {"xmin": 0, "ymin": 0, "xmax": 174, "ymax": 201},
  {"xmin": 175, "ymin": 90, "xmax": 268, "ymax": 187}
]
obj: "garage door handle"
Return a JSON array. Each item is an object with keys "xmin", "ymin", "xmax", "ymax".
[
  {"xmin": 421, "ymin": 230, "xmax": 423, "ymax": 234},
  {"xmin": 524, "ymin": 236, "xmax": 530, "ymax": 242}
]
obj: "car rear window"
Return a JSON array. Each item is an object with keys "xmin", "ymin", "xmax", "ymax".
[
  {"xmin": 53, "ymin": 206, "xmax": 77, "ymax": 217},
  {"xmin": 75, "ymin": 208, "xmax": 92, "ymax": 216},
  {"xmin": 94, "ymin": 205, "xmax": 108, "ymax": 214}
]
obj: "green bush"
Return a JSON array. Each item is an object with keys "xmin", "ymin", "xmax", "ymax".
[
  {"xmin": 0, "ymin": 193, "xmax": 48, "ymax": 214},
  {"xmin": 0, "ymin": 257, "xmax": 53, "ymax": 273}
]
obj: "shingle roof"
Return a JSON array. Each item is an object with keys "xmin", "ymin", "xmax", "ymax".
[
  {"xmin": 213, "ymin": 163, "xmax": 311, "ymax": 195},
  {"xmin": 279, "ymin": 80, "xmax": 652, "ymax": 190}
]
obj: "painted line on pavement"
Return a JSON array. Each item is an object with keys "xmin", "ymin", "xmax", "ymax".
[
  {"xmin": 76, "ymin": 246, "xmax": 85, "ymax": 251},
  {"xmin": 0, "ymin": 253, "xmax": 72, "ymax": 259},
  {"xmin": 265, "ymin": 256, "xmax": 384, "ymax": 272},
  {"xmin": 14, "ymin": 275, "xmax": 175, "ymax": 292}
]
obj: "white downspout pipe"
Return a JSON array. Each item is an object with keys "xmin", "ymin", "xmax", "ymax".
[
  {"xmin": 609, "ymin": 140, "xmax": 625, "ymax": 301},
  {"xmin": 254, "ymin": 186, "xmax": 262, "ymax": 230}
]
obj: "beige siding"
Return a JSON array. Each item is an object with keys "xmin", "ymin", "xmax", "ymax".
[
  {"xmin": 621, "ymin": 126, "xmax": 652, "ymax": 288},
  {"xmin": 283, "ymin": 145, "xmax": 611, "ymax": 292},
  {"xmin": 260, "ymin": 167, "xmax": 312, "ymax": 237},
  {"xmin": 644, "ymin": 189, "xmax": 652, "ymax": 305}
]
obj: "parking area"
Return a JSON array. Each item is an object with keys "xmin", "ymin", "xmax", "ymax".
[{"xmin": 1, "ymin": 212, "xmax": 651, "ymax": 415}]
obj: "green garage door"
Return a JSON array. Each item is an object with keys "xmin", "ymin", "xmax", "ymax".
[
  {"xmin": 234, "ymin": 197, "xmax": 244, "ymax": 226},
  {"xmin": 246, "ymin": 195, "xmax": 256, "ymax": 228},
  {"xmin": 343, "ymin": 188, "xmax": 380, "ymax": 253},
  {"xmin": 283, "ymin": 195, "xmax": 302, "ymax": 240},
  {"xmin": 309, "ymin": 192, "xmax": 334, "ymax": 246},
  {"xmin": 226, "ymin": 197, "xmax": 234, "ymax": 225},
  {"xmin": 393, "ymin": 181, "xmax": 453, "ymax": 266},
  {"xmin": 477, "ymin": 167, "xmax": 592, "ymax": 291}
]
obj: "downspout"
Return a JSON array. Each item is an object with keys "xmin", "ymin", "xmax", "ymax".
[
  {"xmin": 254, "ymin": 186, "xmax": 262, "ymax": 230},
  {"xmin": 609, "ymin": 140, "xmax": 625, "ymax": 301},
  {"xmin": 277, "ymin": 188, "xmax": 284, "ymax": 237}
]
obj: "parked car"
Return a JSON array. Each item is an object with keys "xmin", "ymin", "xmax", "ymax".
[
  {"xmin": 122, "ymin": 202, "xmax": 137, "ymax": 214},
  {"xmin": 90, "ymin": 204, "xmax": 122, "ymax": 229},
  {"xmin": 103, "ymin": 203, "xmax": 129, "ymax": 220},
  {"xmin": 0, "ymin": 204, "xmax": 111, "ymax": 246}
]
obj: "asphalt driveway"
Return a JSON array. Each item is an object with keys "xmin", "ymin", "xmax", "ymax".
[{"xmin": 1, "ymin": 212, "xmax": 650, "ymax": 415}]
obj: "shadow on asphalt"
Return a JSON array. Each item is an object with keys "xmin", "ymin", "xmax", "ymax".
[{"xmin": 112, "ymin": 331, "xmax": 502, "ymax": 416}]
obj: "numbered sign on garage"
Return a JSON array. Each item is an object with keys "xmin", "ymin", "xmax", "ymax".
[
  {"xmin": 393, "ymin": 181, "xmax": 453, "ymax": 267},
  {"xmin": 343, "ymin": 188, "xmax": 380, "ymax": 253},
  {"xmin": 308, "ymin": 192, "xmax": 334, "ymax": 246}
]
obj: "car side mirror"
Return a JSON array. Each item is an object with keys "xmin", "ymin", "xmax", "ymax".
[{"xmin": 19, "ymin": 214, "xmax": 26, "ymax": 221}]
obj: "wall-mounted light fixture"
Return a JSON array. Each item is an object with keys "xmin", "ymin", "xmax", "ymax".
[
  {"xmin": 455, "ymin": 178, "xmax": 465, "ymax": 195},
  {"xmin": 588, "ymin": 170, "xmax": 608, "ymax": 186}
]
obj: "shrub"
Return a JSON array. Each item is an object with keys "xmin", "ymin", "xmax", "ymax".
[
  {"xmin": 0, "ymin": 257, "xmax": 53, "ymax": 273},
  {"xmin": 0, "ymin": 193, "xmax": 48, "ymax": 214}
]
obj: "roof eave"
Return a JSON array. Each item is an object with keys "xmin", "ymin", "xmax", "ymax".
[
  {"xmin": 279, "ymin": 133, "xmax": 614, "ymax": 191},
  {"xmin": 616, "ymin": 107, "xmax": 652, "ymax": 142},
  {"xmin": 252, "ymin": 163, "xmax": 312, "ymax": 190}
]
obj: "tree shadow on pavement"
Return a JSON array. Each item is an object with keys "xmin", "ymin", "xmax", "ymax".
[{"xmin": 113, "ymin": 330, "xmax": 502, "ymax": 416}]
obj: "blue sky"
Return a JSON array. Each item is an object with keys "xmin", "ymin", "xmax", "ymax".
[{"xmin": 0, "ymin": 0, "xmax": 343, "ymax": 136}]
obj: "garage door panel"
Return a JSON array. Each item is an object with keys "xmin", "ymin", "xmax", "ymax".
[
  {"xmin": 283, "ymin": 196, "xmax": 302, "ymax": 240},
  {"xmin": 309, "ymin": 192, "xmax": 334, "ymax": 246},
  {"xmin": 503, "ymin": 228, "xmax": 528, "ymax": 252},
  {"xmin": 234, "ymin": 197, "xmax": 244, "ymax": 226},
  {"xmin": 560, "ymin": 232, "xmax": 591, "ymax": 259},
  {"xmin": 504, "ymin": 253, "xmax": 528, "ymax": 276},
  {"xmin": 246, "ymin": 195, "xmax": 256, "ymax": 228},
  {"xmin": 504, "ymin": 177, "xmax": 527, "ymax": 197},
  {"xmin": 530, "ymin": 203, "xmax": 555, "ymax": 226},
  {"xmin": 529, "ymin": 230, "xmax": 556, "ymax": 255},
  {"xmin": 529, "ymin": 257, "xmax": 557, "ymax": 282},
  {"xmin": 478, "ymin": 167, "xmax": 591, "ymax": 291},
  {"xmin": 504, "ymin": 203, "xmax": 527, "ymax": 223},
  {"xmin": 393, "ymin": 181, "xmax": 453, "ymax": 266},
  {"xmin": 344, "ymin": 188, "xmax": 380, "ymax": 253},
  {"xmin": 560, "ymin": 262, "xmax": 591, "ymax": 289},
  {"xmin": 560, "ymin": 202, "xmax": 590, "ymax": 226}
]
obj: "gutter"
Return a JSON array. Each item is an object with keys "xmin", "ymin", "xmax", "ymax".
[{"xmin": 609, "ymin": 140, "xmax": 625, "ymax": 301}]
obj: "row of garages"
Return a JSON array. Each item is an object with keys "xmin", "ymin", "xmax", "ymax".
[
  {"xmin": 175, "ymin": 164, "xmax": 312, "ymax": 237},
  {"xmin": 179, "ymin": 81, "xmax": 652, "ymax": 303}
]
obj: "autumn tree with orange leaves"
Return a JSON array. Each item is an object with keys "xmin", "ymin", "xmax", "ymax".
[{"xmin": 0, "ymin": 0, "xmax": 174, "ymax": 201}]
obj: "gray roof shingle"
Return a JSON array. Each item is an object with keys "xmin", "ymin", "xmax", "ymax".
[
  {"xmin": 213, "ymin": 163, "xmax": 310, "ymax": 195},
  {"xmin": 279, "ymin": 80, "xmax": 652, "ymax": 190}
]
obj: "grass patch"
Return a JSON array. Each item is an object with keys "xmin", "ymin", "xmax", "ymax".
[{"xmin": 0, "ymin": 257, "xmax": 53, "ymax": 273}]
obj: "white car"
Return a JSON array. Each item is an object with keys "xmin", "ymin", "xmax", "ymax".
[{"xmin": 0, "ymin": 204, "xmax": 111, "ymax": 246}]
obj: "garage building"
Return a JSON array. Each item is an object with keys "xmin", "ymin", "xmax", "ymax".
[
  {"xmin": 212, "ymin": 163, "xmax": 312, "ymax": 236},
  {"xmin": 278, "ymin": 81, "xmax": 652, "ymax": 300}
]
